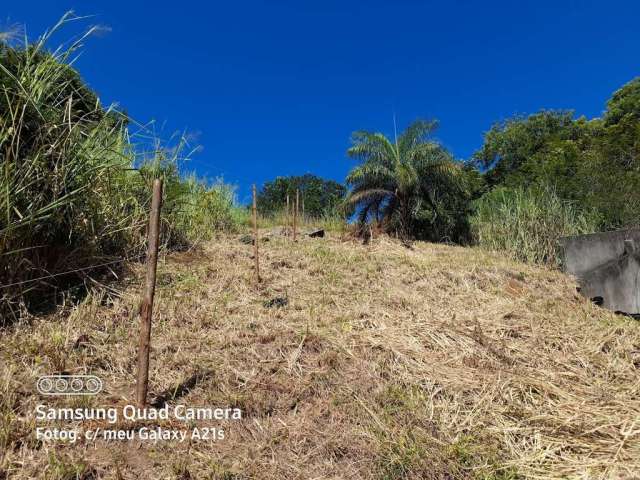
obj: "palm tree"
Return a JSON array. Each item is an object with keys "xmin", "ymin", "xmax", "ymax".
[{"xmin": 345, "ymin": 119, "xmax": 462, "ymax": 239}]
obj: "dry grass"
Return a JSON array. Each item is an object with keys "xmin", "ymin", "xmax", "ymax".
[{"xmin": 1, "ymin": 232, "xmax": 639, "ymax": 479}]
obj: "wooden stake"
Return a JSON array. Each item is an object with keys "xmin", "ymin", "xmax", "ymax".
[
  {"xmin": 252, "ymin": 184, "xmax": 260, "ymax": 282},
  {"xmin": 136, "ymin": 178, "xmax": 163, "ymax": 407},
  {"xmin": 293, "ymin": 188, "xmax": 299, "ymax": 241},
  {"xmin": 286, "ymin": 194, "xmax": 290, "ymax": 237}
]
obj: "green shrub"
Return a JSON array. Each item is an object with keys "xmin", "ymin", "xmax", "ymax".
[
  {"xmin": 0, "ymin": 14, "xmax": 239, "ymax": 320},
  {"xmin": 470, "ymin": 185, "xmax": 599, "ymax": 266},
  {"xmin": 167, "ymin": 173, "xmax": 239, "ymax": 243}
]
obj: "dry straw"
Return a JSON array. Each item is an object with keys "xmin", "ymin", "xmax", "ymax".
[{"xmin": 1, "ymin": 233, "xmax": 639, "ymax": 478}]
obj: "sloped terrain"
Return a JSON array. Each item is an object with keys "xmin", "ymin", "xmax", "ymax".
[{"xmin": 1, "ymin": 233, "xmax": 639, "ymax": 479}]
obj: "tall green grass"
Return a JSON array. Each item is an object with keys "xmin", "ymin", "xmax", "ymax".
[
  {"xmin": 0, "ymin": 14, "xmax": 239, "ymax": 321},
  {"xmin": 470, "ymin": 185, "xmax": 599, "ymax": 266}
]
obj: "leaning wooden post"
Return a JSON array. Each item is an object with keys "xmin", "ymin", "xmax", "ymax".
[
  {"xmin": 293, "ymin": 188, "xmax": 299, "ymax": 241},
  {"xmin": 136, "ymin": 178, "xmax": 163, "ymax": 407},
  {"xmin": 252, "ymin": 184, "xmax": 261, "ymax": 283}
]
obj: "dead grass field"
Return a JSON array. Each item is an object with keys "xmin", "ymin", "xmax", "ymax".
[{"xmin": 1, "ymin": 233, "xmax": 639, "ymax": 479}]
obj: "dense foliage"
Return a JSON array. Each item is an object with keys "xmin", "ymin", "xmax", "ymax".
[
  {"xmin": 471, "ymin": 185, "xmax": 599, "ymax": 266},
  {"xmin": 467, "ymin": 77, "xmax": 640, "ymax": 263},
  {"xmin": 0, "ymin": 15, "xmax": 238, "ymax": 320},
  {"xmin": 256, "ymin": 174, "xmax": 346, "ymax": 219},
  {"xmin": 473, "ymin": 78, "xmax": 640, "ymax": 231},
  {"xmin": 344, "ymin": 78, "xmax": 640, "ymax": 262},
  {"xmin": 344, "ymin": 120, "xmax": 481, "ymax": 242}
]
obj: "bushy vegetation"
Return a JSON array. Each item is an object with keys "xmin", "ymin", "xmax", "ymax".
[
  {"xmin": 256, "ymin": 174, "xmax": 346, "ymax": 220},
  {"xmin": 344, "ymin": 120, "xmax": 478, "ymax": 243},
  {"xmin": 0, "ymin": 15, "xmax": 238, "ymax": 320},
  {"xmin": 141, "ymin": 162, "xmax": 239, "ymax": 248},
  {"xmin": 345, "ymin": 78, "xmax": 640, "ymax": 263},
  {"xmin": 470, "ymin": 185, "xmax": 599, "ymax": 265},
  {"xmin": 466, "ymin": 78, "xmax": 640, "ymax": 263},
  {"xmin": 473, "ymin": 79, "xmax": 640, "ymax": 232}
]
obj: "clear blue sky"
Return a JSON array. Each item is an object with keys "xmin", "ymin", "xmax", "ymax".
[{"xmin": 7, "ymin": 1, "xmax": 640, "ymax": 202}]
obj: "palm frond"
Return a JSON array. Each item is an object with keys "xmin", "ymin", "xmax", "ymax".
[
  {"xmin": 345, "ymin": 188, "xmax": 394, "ymax": 205},
  {"xmin": 345, "ymin": 119, "xmax": 466, "ymax": 238},
  {"xmin": 345, "ymin": 162, "xmax": 395, "ymax": 187},
  {"xmin": 398, "ymin": 119, "xmax": 439, "ymax": 153},
  {"xmin": 347, "ymin": 131, "xmax": 397, "ymax": 164}
]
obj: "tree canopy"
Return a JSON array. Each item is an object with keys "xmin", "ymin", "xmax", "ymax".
[
  {"xmin": 256, "ymin": 174, "xmax": 346, "ymax": 218},
  {"xmin": 472, "ymin": 76, "xmax": 640, "ymax": 230}
]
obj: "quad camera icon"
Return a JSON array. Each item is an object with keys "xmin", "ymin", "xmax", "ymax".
[{"xmin": 37, "ymin": 375, "xmax": 103, "ymax": 396}]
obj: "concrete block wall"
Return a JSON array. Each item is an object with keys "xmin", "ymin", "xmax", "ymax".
[
  {"xmin": 559, "ymin": 229, "xmax": 640, "ymax": 278},
  {"xmin": 559, "ymin": 229, "xmax": 640, "ymax": 315}
]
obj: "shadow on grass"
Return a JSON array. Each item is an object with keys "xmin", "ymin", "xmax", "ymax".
[{"xmin": 150, "ymin": 369, "xmax": 214, "ymax": 408}]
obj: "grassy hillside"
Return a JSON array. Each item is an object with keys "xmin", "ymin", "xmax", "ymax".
[{"xmin": 1, "ymin": 233, "xmax": 639, "ymax": 479}]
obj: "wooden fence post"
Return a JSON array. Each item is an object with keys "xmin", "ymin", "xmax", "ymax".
[
  {"xmin": 286, "ymin": 194, "xmax": 290, "ymax": 237},
  {"xmin": 136, "ymin": 178, "xmax": 163, "ymax": 407},
  {"xmin": 293, "ymin": 188, "xmax": 299, "ymax": 241},
  {"xmin": 252, "ymin": 184, "xmax": 261, "ymax": 283}
]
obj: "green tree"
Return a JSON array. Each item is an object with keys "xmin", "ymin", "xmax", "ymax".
[
  {"xmin": 605, "ymin": 77, "xmax": 640, "ymax": 126},
  {"xmin": 586, "ymin": 77, "xmax": 640, "ymax": 227},
  {"xmin": 472, "ymin": 77, "xmax": 640, "ymax": 231},
  {"xmin": 472, "ymin": 110, "xmax": 587, "ymax": 189},
  {"xmin": 256, "ymin": 174, "xmax": 346, "ymax": 218},
  {"xmin": 344, "ymin": 119, "xmax": 465, "ymax": 241}
]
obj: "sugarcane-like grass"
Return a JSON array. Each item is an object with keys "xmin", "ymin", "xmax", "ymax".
[{"xmin": 0, "ymin": 13, "xmax": 238, "ymax": 321}]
